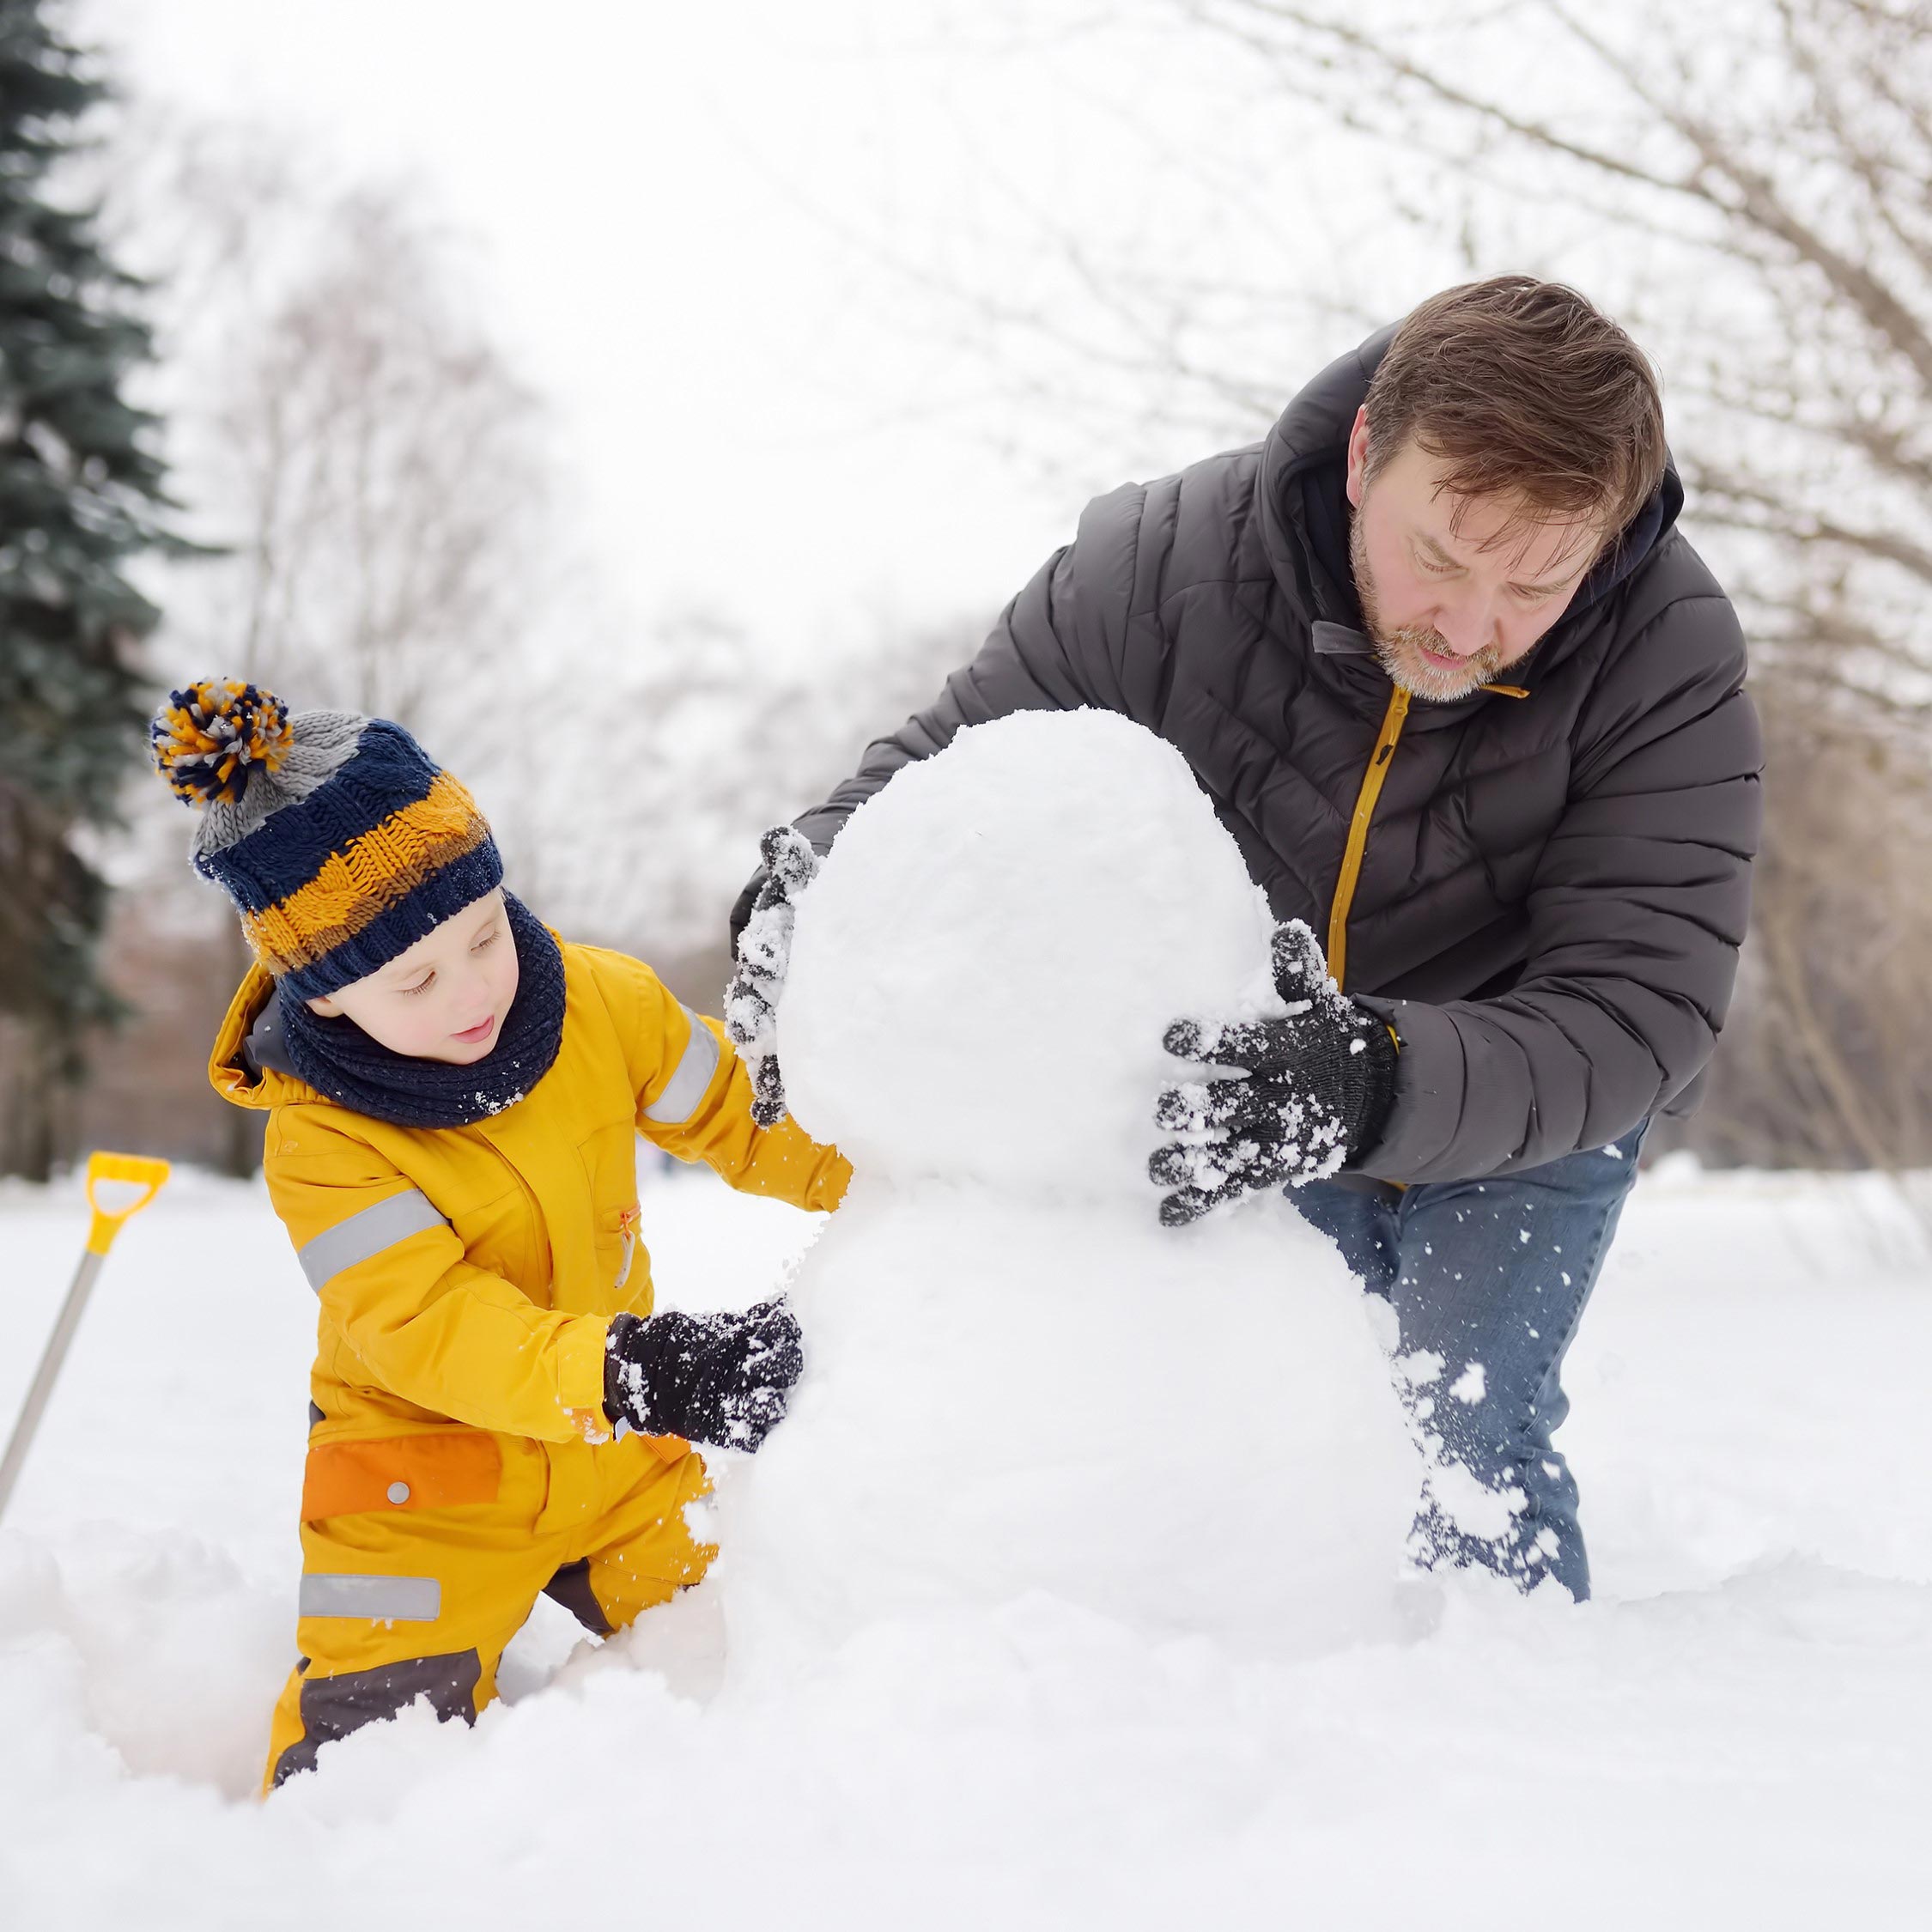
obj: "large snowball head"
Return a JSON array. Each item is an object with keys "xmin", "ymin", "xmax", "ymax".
[{"xmin": 778, "ymin": 711, "xmax": 1279, "ymax": 1194}]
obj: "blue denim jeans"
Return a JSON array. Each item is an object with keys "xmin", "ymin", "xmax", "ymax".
[{"xmin": 1288, "ymin": 1121, "xmax": 1649, "ymax": 1601}]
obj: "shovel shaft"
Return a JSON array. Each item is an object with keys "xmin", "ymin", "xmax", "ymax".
[{"xmin": 0, "ymin": 1250, "xmax": 106, "ymax": 1522}]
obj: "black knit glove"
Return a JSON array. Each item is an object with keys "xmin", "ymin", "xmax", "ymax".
[
  {"xmin": 1150, "ymin": 920, "xmax": 1398, "ymax": 1226},
  {"xmin": 723, "ymin": 826, "xmax": 821, "ymax": 1127},
  {"xmin": 603, "ymin": 1301, "xmax": 805, "ymax": 1452}
]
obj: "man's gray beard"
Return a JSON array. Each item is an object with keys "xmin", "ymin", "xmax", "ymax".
[{"xmin": 1348, "ymin": 511, "xmax": 1504, "ymax": 703}]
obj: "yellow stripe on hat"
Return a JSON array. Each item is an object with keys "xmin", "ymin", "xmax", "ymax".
[{"xmin": 242, "ymin": 771, "xmax": 493, "ymax": 978}]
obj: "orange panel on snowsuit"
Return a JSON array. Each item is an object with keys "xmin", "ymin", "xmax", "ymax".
[{"xmin": 301, "ymin": 1431, "xmax": 502, "ymax": 1520}]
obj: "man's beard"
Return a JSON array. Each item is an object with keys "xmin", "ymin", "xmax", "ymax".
[{"xmin": 1349, "ymin": 512, "xmax": 1508, "ymax": 703}]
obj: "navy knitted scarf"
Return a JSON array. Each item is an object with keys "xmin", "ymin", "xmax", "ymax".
[{"xmin": 276, "ymin": 892, "xmax": 567, "ymax": 1129}]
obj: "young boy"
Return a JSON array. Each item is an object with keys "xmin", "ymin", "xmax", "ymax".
[{"xmin": 152, "ymin": 680, "xmax": 849, "ymax": 1792}]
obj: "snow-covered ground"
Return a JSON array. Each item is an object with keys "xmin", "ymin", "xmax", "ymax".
[{"xmin": 2, "ymin": 1155, "xmax": 1929, "ymax": 1929}]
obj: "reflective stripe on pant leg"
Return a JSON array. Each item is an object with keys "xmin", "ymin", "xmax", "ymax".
[
  {"xmin": 270, "ymin": 1650, "xmax": 483, "ymax": 1788},
  {"xmin": 298, "ymin": 1572, "xmax": 442, "ymax": 1622},
  {"xmin": 271, "ymin": 1431, "xmax": 563, "ymax": 1792}
]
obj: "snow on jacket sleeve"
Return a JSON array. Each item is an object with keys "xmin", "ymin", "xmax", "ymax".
[
  {"xmin": 793, "ymin": 484, "xmax": 1147, "ymax": 852},
  {"xmin": 263, "ymin": 1109, "xmax": 612, "ymax": 1442},
  {"xmin": 583, "ymin": 945, "xmax": 852, "ymax": 1212},
  {"xmin": 1357, "ymin": 594, "xmax": 1764, "ymax": 1182}
]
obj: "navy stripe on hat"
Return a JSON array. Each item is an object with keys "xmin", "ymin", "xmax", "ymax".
[{"xmin": 210, "ymin": 723, "xmax": 440, "ymax": 914}]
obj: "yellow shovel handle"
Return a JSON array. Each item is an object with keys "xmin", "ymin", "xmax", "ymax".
[{"xmin": 84, "ymin": 1151, "xmax": 172, "ymax": 1256}]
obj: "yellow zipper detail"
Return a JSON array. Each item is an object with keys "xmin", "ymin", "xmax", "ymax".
[{"xmin": 1327, "ymin": 686, "xmax": 1411, "ymax": 991}]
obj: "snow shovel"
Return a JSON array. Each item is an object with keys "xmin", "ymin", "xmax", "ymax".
[{"xmin": 0, "ymin": 1151, "xmax": 172, "ymax": 1522}]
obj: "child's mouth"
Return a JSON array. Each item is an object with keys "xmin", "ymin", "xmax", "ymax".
[{"xmin": 453, "ymin": 1015, "xmax": 497, "ymax": 1046}]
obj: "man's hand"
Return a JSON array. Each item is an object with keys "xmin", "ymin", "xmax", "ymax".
[
  {"xmin": 604, "ymin": 1300, "xmax": 805, "ymax": 1452},
  {"xmin": 723, "ymin": 826, "xmax": 820, "ymax": 1127},
  {"xmin": 1150, "ymin": 920, "xmax": 1398, "ymax": 1226}
]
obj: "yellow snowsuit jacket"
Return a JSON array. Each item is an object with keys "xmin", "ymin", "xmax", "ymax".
[{"xmin": 209, "ymin": 939, "xmax": 849, "ymax": 1790}]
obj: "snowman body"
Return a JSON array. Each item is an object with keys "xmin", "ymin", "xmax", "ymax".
[{"xmin": 717, "ymin": 710, "xmax": 1422, "ymax": 1668}]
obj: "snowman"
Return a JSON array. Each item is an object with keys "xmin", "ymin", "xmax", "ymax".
[{"xmin": 716, "ymin": 709, "xmax": 1423, "ymax": 1673}]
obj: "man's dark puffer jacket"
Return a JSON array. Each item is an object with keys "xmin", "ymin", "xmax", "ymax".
[{"xmin": 787, "ymin": 325, "xmax": 1763, "ymax": 1184}]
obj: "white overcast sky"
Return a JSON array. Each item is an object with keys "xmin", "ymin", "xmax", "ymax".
[
  {"xmin": 82, "ymin": 1, "xmax": 1223, "ymax": 659},
  {"xmin": 79, "ymin": 2, "xmax": 1575, "ymax": 671}
]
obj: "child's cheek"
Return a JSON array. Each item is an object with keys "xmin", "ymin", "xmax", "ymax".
[
  {"xmin": 407, "ymin": 994, "xmax": 456, "ymax": 1058},
  {"xmin": 397, "ymin": 1002, "xmax": 436, "ymax": 1058}
]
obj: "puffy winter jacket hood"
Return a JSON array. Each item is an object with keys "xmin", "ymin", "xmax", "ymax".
[{"xmin": 210, "ymin": 967, "xmax": 319, "ymax": 1113}]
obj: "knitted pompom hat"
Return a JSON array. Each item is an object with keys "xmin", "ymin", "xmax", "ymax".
[{"xmin": 152, "ymin": 679, "xmax": 503, "ymax": 1000}]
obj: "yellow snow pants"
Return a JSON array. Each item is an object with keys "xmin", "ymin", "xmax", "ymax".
[{"xmin": 264, "ymin": 1425, "xmax": 712, "ymax": 1792}]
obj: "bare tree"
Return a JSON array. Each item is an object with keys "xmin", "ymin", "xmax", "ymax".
[
  {"xmin": 890, "ymin": 0, "xmax": 1932, "ymax": 1168},
  {"xmin": 1153, "ymin": 1, "xmax": 1932, "ymax": 715},
  {"xmin": 167, "ymin": 195, "xmax": 553, "ymax": 739},
  {"xmin": 70, "ymin": 128, "xmax": 568, "ymax": 1174},
  {"xmin": 516, "ymin": 605, "xmax": 985, "ymax": 1009},
  {"xmin": 74, "ymin": 115, "xmax": 980, "ymax": 1170}
]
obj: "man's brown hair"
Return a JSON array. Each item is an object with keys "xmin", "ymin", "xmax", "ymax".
[{"xmin": 1363, "ymin": 276, "xmax": 1667, "ymax": 551}]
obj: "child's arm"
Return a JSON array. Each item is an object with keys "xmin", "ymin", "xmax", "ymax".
[
  {"xmin": 265, "ymin": 1107, "xmax": 612, "ymax": 1442},
  {"xmin": 642, "ymin": 1000, "xmax": 852, "ymax": 1210},
  {"xmin": 587, "ymin": 945, "xmax": 850, "ymax": 1211}
]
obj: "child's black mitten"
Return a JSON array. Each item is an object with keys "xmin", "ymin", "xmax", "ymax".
[
  {"xmin": 723, "ymin": 826, "xmax": 822, "ymax": 1127},
  {"xmin": 603, "ymin": 1301, "xmax": 804, "ymax": 1451}
]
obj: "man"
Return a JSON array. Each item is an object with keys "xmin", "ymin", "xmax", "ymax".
[{"xmin": 730, "ymin": 277, "xmax": 1761, "ymax": 1600}]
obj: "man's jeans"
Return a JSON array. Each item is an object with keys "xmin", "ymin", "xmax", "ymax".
[{"xmin": 1289, "ymin": 1121, "xmax": 1649, "ymax": 1601}]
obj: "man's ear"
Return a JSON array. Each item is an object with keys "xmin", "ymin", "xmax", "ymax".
[
  {"xmin": 307, "ymin": 992, "xmax": 343, "ymax": 1018},
  {"xmin": 1345, "ymin": 404, "xmax": 1371, "ymax": 508}
]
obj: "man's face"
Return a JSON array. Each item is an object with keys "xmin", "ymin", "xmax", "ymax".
[
  {"xmin": 304, "ymin": 887, "xmax": 519, "ymax": 1064},
  {"xmin": 1345, "ymin": 406, "xmax": 1601, "ymax": 703}
]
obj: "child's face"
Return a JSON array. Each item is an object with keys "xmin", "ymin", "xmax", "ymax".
[{"xmin": 305, "ymin": 888, "xmax": 520, "ymax": 1064}]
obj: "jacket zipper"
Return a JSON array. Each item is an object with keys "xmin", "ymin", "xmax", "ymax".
[
  {"xmin": 1326, "ymin": 686, "xmax": 1411, "ymax": 991},
  {"xmin": 1324, "ymin": 679, "xmax": 1529, "ymax": 988},
  {"xmin": 613, "ymin": 1206, "xmax": 639, "ymax": 1291}
]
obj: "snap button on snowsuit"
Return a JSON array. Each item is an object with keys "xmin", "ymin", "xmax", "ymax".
[{"xmin": 386, "ymin": 1482, "xmax": 410, "ymax": 1505}]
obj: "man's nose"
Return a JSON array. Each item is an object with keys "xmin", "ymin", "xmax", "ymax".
[{"xmin": 1431, "ymin": 590, "xmax": 1500, "ymax": 656}]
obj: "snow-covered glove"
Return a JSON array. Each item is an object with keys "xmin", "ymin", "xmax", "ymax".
[
  {"xmin": 603, "ymin": 1301, "xmax": 804, "ymax": 1452},
  {"xmin": 723, "ymin": 826, "xmax": 821, "ymax": 1127},
  {"xmin": 1150, "ymin": 920, "xmax": 1398, "ymax": 1226}
]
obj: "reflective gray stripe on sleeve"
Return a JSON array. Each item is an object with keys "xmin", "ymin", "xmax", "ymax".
[
  {"xmin": 298, "ymin": 1572, "xmax": 442, "ymax": 1622},
  {"xmin": 642, "ymin": 1006, "xmax": 722, "ymax": 1126},
  {"xmin": 297, "ymin": 1188, "xmax": 447, "ymax": 1294}
]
